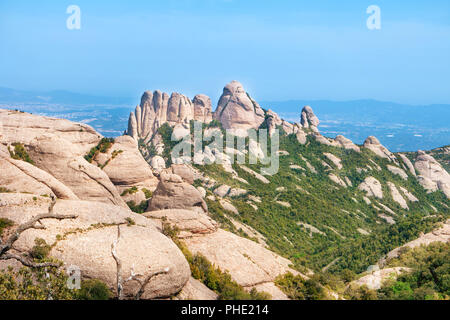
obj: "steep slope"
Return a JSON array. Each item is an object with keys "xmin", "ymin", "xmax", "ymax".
[{"xmin": 127, "ymin": 81, "xmax": 449, "ymax": 279}]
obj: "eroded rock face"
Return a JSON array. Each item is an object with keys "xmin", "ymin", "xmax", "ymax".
[
  {"xmin": 398, "ymin": 154, "xmax": 416, "ymax": 176},
  {"xmin": 363, "ymin": 136, "xmax": 396, "ymax": 162},
  {"xmin": 175, "ymin": 277, "xmax": 218, "ymax": 300},
  {"xmin": 144, "ymin": 209, "xmax": 218, "ymax": 238},
  {"xmin": 0, "ymin": 195, "xmax": 191, "ymax": 300},
  {"xmin": 334, "ymin": 135, "xmax": 360, "ymax": 152},
  {"xmin": 126, "ymin": 90, "xmax": 212, "ymax": 142},
  {"xmin": 353, "ymin": 267, "xmax": 411, "ymax": 290},
  {"xmin": 0, "ymin": 109, "xmax": 101, "ymax": 148},
  {"xmin": 300, "ymin": 106, "xmax": 319, "ymax": 132},
  {"xmin": 0, "ymin": 110, "xmax": 127, "ymax": 207},
  {"xmin": 414, "ymin": 151, "xmax": 450, "ymax": 199},
  {"xmin": 27, "ymin": 134, "xmax": 127, "ymax": 207},
  {"xmin": 380, "ymin": 220, "xmax": 450, "ymax": 264},
  {"xmin": 193, "ymin": 94, "xmax": 213, "ymax": 123},
  {"xmin": 358, "ymin": 177, "xmax": 383, "ymax": 199},
  {"xmin": 0, "ymin": 149, "xmax": 78, "ymax": 200},
  {"xmin": 98, "ymin": 135, "xmax": 158, "ymax": 189},
  {"xmin": 387, "ymin": 182, "xmax": 408, "ymax": 210},
  {"xmin": 184, "ymin": 228, "xmax": 300, "ymax": 288},
  {"xmin": 147, "ymin": 170, "xmax": 207, "ymax": 212},
  {"xmin": 387, "ymin": 165, "xmax": 408, "ymax": 181},
  {"xmin": 213, "ymin": 81, "xmax": 265, "ymax": 134}
]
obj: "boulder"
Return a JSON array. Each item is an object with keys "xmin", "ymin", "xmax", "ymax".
[
  {"xmin": 100, "ymin": 135, "xmax": 158, "ymax": 190},
  {"xmin": 414, "ymin": 151, "xmax": 450, "ymax": 199},
  {"xmin": 175, "ymin": 277, "xmax": 218, "ymax": 300},
  {"xmin": 147, "ymin": 172, "xmax": 207, "ymax": 212},
  {"xmin": 214, "ymin": 185, "xmax": 231, "ymax": 198},
  {"xmin": 363, "ymin": 136, "xmax": 396, "ymax": 162},
  {"xmin": 144, "ymin": 209, "xmax": 218, "ymax": 238},
  {"xmin": 183, "ymin": 228, "xmax": 300, "ymax": 288},
  {"xmin": 387, "ymin": 182, "xmax": 408, "ymax": 210},
  {"xmin": 324, "ymin": 153, "xmax": 343, "ymax": 170},
  {"xmin": 387, "ymin": 165, "xmax": 408, "ymax": 181},
  {"xmin": 334, "ymin": 135, "xmax": 360, "ymax": 152},
  {"xmin": 0, "ymin": 195, "xmax": 191, "ymax": 300},
  {"xmin": 295, "ymin": 130, "xmax": 307, "ymax": 145},
  {"xmin": 398, "ymin": 154, "xmax": 416, "ymax": 176},
  {"xmin": 150, "ymin": 156, "xmax": 166, "ymax": 170},
  {"xmin": 0, "ymin": 150, "xmax": 78, "ymax": 200},
  {"xmin": 358, "ymin": 177, "xmax": 383, "ymax": 199},
  {"xmin": 328, "ymin": 173, "xmax": 347, "ymax": 187}
]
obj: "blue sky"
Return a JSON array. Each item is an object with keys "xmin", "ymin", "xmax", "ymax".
[{"xmin": 1, "ymin": 0, "xmax": 449, "ymax": 105}]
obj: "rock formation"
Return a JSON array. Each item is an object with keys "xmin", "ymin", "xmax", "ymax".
[
  {"xmin": 0, "ymin": 110, "xmax": 127, "ymax": 207},
  {"xmin": 387, "ymin": 182, "xmax": 408, "ymax": 209},
  {"xmin": 126, "ymin": 90, "xmax": 212, "ymax": 142},
  {"xmin": 358, "ymin": 177, "xmax": 383, "ymax": 199},
  {"xmin": 414, "ymin": 151, "xmax": 450, "ymax": 199},
  {"xmin": 398, "ymin": 154, "xmax": 416, "ymax": 176},
  {"xmin": 213, "ymin": 81, "xmax": 265, "ymax": 134},
  {"xmin": 334, "ymin": 135, "xmax": 360, "ymax": 152},
  {"xmin": 0, "ymin": 194, "xmax": 191, "ymax": 299},
  {"xmin": 387, "ymin": 165, "xmax": 408, "ymax": 181},
  {"xmin": 300, "ymin": 106, "xmax": 320, "ymax": 132},
  {"xmin": 363, "ymin": 136, "xmax": 396, "ymax": 162},
  {"xmin": 94, "ymin": 135, "xmax": 159, "ymax": 196},
  {"xmin": 147, "ymin": 165, "xmax": 207, "ymax": 212}
]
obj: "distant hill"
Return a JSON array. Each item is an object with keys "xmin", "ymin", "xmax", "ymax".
[
  {"xmin": 262, "ymin": 99, "xmax": 450, "ymax": 152},
  {"xmin": 0, "ymin": 87, "xmax": 133, "ymax": 105},
  {"xmin": 0, "ymin": 87, "xmax": 448, "ymax": 152}
]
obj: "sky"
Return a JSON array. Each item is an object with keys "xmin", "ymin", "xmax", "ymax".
[{"xmin": 1, "ymin": 0, "xmax": 450, "ymax": 105}]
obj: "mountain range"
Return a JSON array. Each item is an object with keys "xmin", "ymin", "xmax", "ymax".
[
  {"xmin": 0, "ymin": 80, "xmax": 448, "ymax": 300},
  {"xmin": 0, "ymin": 86, "xmax": 448, "ymax": 152}
]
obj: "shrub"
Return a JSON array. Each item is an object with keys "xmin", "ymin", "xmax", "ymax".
[
  {"xmin": 126, "ymin": 200, "xmax": 147, "ymax": 213},
  {"xmin": 77, "ymin": 279, "xmax": 112, "ymax": 300},
  {"xmin": 8, "ymin": 143, "xmax": 34, "ymax": 164},
  {"xmin": 84, "ymin": 138, "xmax": 115, "ymax": 163},
  {"xmin": 30, "ymin": 238, "xmax": 51, "ymax": 260},
  {"xmin": 0, "ymin": 218, "xmax": 13, "ymax": 236}
]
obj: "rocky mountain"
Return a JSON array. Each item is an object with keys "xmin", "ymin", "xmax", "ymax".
[{"xmin": 1, "ymin": 81, "xmax": 449, "ymax": 300}]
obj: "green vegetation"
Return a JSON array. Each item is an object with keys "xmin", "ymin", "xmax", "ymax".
[
  {"xmin": 182, "ymin": 132, "xmax": 449, "ymax": 276},
  {"xmin": 142, "ymin": 188, "xmax": 153, "ymax": 199},
  {"xmin": 126, "ymin": 200, "xmax": 147, "ymax": 214},
  {"xmin": 0, "ymin": 187, "xmax": 13, "ymax": 193},
  {"xmin": 30, "ymin": 238, "xmax": 52, "ymax": 260},
  {"xmin": 76, "ymin": 279, "xmax": 112, "ymax": 300},
  {"xmin": 125, "ymin": 217, "xmax": 136, "ymax": 226},
  {"xmin": 121, "ymin": 186, "xmax": 138, "ymax": 196},
  {"xmin": 0, "ymin": 266, "xmax": 112, "ymax": 300},
  {"xmin": 84, "ymin": 137, "xmax": 115, "ymax": 163},
  {"xmin": 275, "ymin": 273, "xmax": 327, "ymax": 300},
  {"xmin": 0, "ymin": 218, "xmax": 13, "ymax": 236},
  {"xmin": 8, "ymin": 143, "xmax": 34, "ymax": 164},
  {"xmin": 158, "ymin": 123, "xmax": 180, "ymax": 166},
  {"xmin": 162, "ymin": 222, "xmax": 271, "ymax": 300},
  {"xmin": 379, "ymin": 242, "xmax": 449, "ymax": 300}
]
